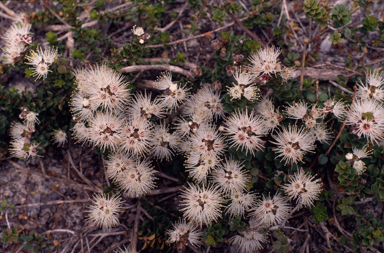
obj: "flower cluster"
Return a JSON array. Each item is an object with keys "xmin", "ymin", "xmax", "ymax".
[
  {"xmin": 2, "ymin": 15, "xmax": 31, "ymax": 65},
  {"xmin": 87, "ymin": 193, "xmax": 123, "ymax": 230},
  {"xmin": 9, "ymin": 107, "xmax": 40, "ymax": 159}
]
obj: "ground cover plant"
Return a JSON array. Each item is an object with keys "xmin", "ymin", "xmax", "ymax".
[{"xmin": 0, "ymin": 0, "xmax": 384, "ymax": 252}]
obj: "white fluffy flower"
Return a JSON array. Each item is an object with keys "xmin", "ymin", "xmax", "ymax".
[
  {"xmin": 223, "ymin": 109, "xmax": 267, "ymax": 155},
  {"xmin": 256, "ymin": 96, "xmax": 282, "ymax": 131},
  {"xmin": 247, "ymin": 46, "xmax": 281, "ymax": 77},
  {"xmin": 228, "ymin": 68, "xmax": 259, "ymax": 101},
  {"xmin": 230, "ymin": 227, "xmax": 267, "ymax": 253},
  {"xmin": 322, "ymin": 99, "xmax": 347, "ymax": 120},
  {"xmin": 347, "ymin": 145, "xmax": 372, "ymax": 175},
  {"xmin": 3, "ymin": 22, "xmax": 32, "ymax": 45},
  {"xmin": 286, "ymin": 102, "xmax": 322, "ymax": 128},
  {"xmin": 251, "ymin": 193, "xmax": 291, "ymax": 227},
  {"xmin": 52, "ymin": 129, "xmax": 67, "ymax": 147},
  {"xmin": 87, "ymin": 112, "xmax": 123, "ymax": 152},
  {"xmin": 70, "ymin": 92, "xmax": 93, "ymax": 120},
  {"xmin": 310, "ymin": 124, "xmax": 332, "ymax": 144},
  {"xmin": 71, "ymin": 122, "xmax": 89, "ymax": 144},
  {"xmin": 211, "ymin": 158, "xmax": 248, "ymax": 195},
  {"xmin": 9, "ymin": 121, "xmax": 34, "ymax": 141},
  {"xmin": 187, "ymin": 124, "xmax": 226, "ymax": 159},
  {"xmin": 87, "ymin": 193, "xmax": 123, "ymax": 231},
  {"xmin": 78, "ymin": 65, "xmax": 130, "ymax": 112},
  {"xmin": 25, "ymin": 47, "xmax": 58, "ymax": 80},
  {"xmin": 174, "ymin": 114, "xmax": 208, "ymax": 137},
  {"xmin": 132, "ymin": 25, "xmax": 145, "ymax": 36},
  {"xmin": 127, "ymin": 92, "xmax": 164, "ymax": 119},
  {"xmin": 180, "ymin": 183, "xmax": 224, "ymax": 226},
  {"xmin": 149, "ymin": 123, "xmax": 180, "ymax": 161},
  {"xmin": 271, "ymin": 125, "xmax": 316, "ymax": 165},
  {"xmin": 366, "ymin": 70, "xmax": 384, "ymax": 87},
  {"xmin": 166, "ymin": 220, "xmax": 203, "ymax": 248},
  {"xmin": 183, "ymin": 86, "xmax": 225, "ymax": 120},
  {"xmin": 346, "ymin": 99, "xmax": 384, "ymax": 143},
  {"xmin": 116, "ymin": 159, "xmax": 156, "ymax": 198},
  {"xmin": 185, "ymin": 152, "xmax": 219, "ymax": 184},
  {"xmin": 357, "ymin": 79, "xmax": 384, "ymax": 102},
  {"xmin": 282, "ymin": 168, "xmax": 322, "ymax": 208},
  {"xmin": 120, "ymin": 117, "xmax": 153, "ymax": 156},
  {"xmin": 226, "ymin": 191, "xmax": 257, "ymax": 218},
  {"xmin": 105, "ymin": 152, "xmax": 136, "ymax": 179},
  {"xmin": 345, "ymin": 153, "xmax": 353, "ymax": 160}
]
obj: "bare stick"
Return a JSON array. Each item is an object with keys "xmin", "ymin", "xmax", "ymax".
[
  {"xmin": 9, "ymin": 161, "xmax": 102, "ymax": 193},
  {"xmin": 325, "ymin": 88, "xmax": 356, "ymax": 156},
  {"xmin": 0, "ymin": 1, "xmax": 16, "ymax": 18},
  {"xmin": 328, "ymin": 80, "xmax": 353, "ymax": 94},
  {"xmin": 104, "ymin": 238, "xmax": 131, "ymax": 253},
  {"xmin": 0, "ymin": 11, "xmax": 14, "ymax": 20},
  {"xmin": 131, "ymin": 201, "xmax": 141, "ymax": 251},
  {"xmin": 144, "ymin": 16, "xmax": 251, "ymax": 49},
  {"xmin": 15, "ymin": 199, "xmax": 90, "ymax": 209},
  {"xmin": 120, "ymin": 64, "xmax": 191, "ymax": 77},
  {"xmin": 46, "ymin": 5, "xmax": 70, "ymax": 28},
  {"xmin": 354, "ymin": 195, "xmax": 378, "ymax": 205},
  {"xmin": 140, "ymin": 207, "xmax": 154, "ymax": 221},
  {"xmin": 300, "ymin": 43, "xmax": 307, "ymax": 89},
  {"xmin": 46, "ymin": 20, "xmax": 98, "ymax": 31},
  {"xmin": 141, "ymin": 58, "xmax": 198, "ymax": 70},
  {"xmin": 43, "ymin": 229, "xmax": 76, "ymax": 235},
  {"xmin": 155, "ymin": 2, "xmax": 188, "ymax": 33},
  {"xmin": 315, "ymin": 80, "xmax": 319, "ymax": 101},
  {"xmin": 228, "ymin": 12, "xmax": 265, "ymax": 48},
  {"xmin": 5, "ymin": 211, "xmax": 10, "ymax": 229},
  {"xmin": 146, "ymin": 185, "xmax": 184, "ymax": 196},
  {"xmin": 155, "ymin": 171, "xmax": 179, "ymax": 182}
]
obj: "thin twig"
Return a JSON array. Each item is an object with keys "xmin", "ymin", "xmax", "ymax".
[
  {"xmin": 0, "ymin": 1, "xmax": 16, "ymax": 18},
  {"xmin": 155, "ymin": 171, "xmax": 179, "ymax": 182},
  {"xmin": 155, "ymin": 2, "xmax": 188, "ymax": 33},
  {"xmin": 43, "ymin": 229, "xmax": 76, "ymax": 235},
  {"xmin": 228, "ymin": 12, "xmax": 265, "ymax": 48},
  {"xmin": 131, "ymin": 201, "xmax": 141, "ymax": 251},
  {"xmin": 15, "ymin": 199, "xmax": 90, "ymax": 209},
  {"xmin": 325, "ymin": 87, "xmax": 356, "ymax": 156},
  {"xmin": 140, "ymin": 207, "xmax": 154, "ymax": 221},
  {"xmin": 46, "ymin": 5, "xmax": 70, "ymax": 28},
  {"xmin": 144, "ymin": 16, "xmax": 251, "ymax": 49},
  {"xmin": 146, "ymin": 186, "xmax": 184, "ymax": 196},
  {"xmin": 120, "ymin": 64, "xmax": 191, "ymax": 77},
  {"xmin": 329, "ymin": 80, "xmax": 353, "ymax": 94},
  {"xmin": 354, "ymin": 195, "xmax": 378, "ymax": 205},
  {"xmin": 300, "ymin": 43, "xmax": 307, "ymax": 89}
]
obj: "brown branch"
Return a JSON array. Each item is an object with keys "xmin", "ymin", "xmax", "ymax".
[
  {"xmin": 120, "ymin": 64, "xmax": 191, "ymax": 77},
  {"xmin": 146, "ymin": 186, "xmax": 184, "ymax": 196},
  {"xmin": 131, "ymin": 201, "xmax": 141, "ymax": 251},
  {"xmin": 15, "ymin": 199, "xmax": 90, "ymax": 209},
  {"xmin": 325, "ymin": 87, "xmax": 356, "ymax": 156},
  {"xmin": 68, "ymin": 150, "xmax": 100, "ymax": 192},
  {"xmin": 300, "ymin": 43, "xmax": 307, "ymax": 89},
  {"xmin": 227, "ymin": 12, "xmax": 265, "ymax": 48},
  {"xmin": 144, "ymin": 15, "xmax": 251, "ymax": 49},
  {"xmin": 0, "ymin": 2, "xmax": 17, "ymax": 18},
  {"xmin": 154, "ymin": 2, "xmax": 188, "ymax": 33}
]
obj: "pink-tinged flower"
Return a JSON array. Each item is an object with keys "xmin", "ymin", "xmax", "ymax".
[
  {"xmin": 357, "ymin": 72, "xmax": 384, "ymax": 102},
  {"xmin": 185, "ymin": 152, "xmax": 219, "ymax": 184},
  {"xmin": 286, "ymin": 102, "xmax": 322, "ymax": 129},
  {"xmin": 346, "ymin": 99, "xmax": 384, "ymax": 143},
  {"xmin": 282, "ymin": 168, "xmax": 322, "ymax": 208},
  {"xmin": 229, "ymin": 226, "xmax": 267, "ymax": 253},
  {"xmin": 271, "ymin": 125, "xmax": 315, "ymax": 165},
  {"xmin": 105, "ymin": 152, "xmax": 136, "ymax": 179},
  {"xmin": 345, "ymin": 145, "xmax": 372, "ymax": 175},
  {"xmin": 366, "ymin": 70, "xmax": 384, "ymax": 87},
  {"xmin": 256, "ymin": 96, "xmax": 283, "ymax": 132},
  {"xmin": 3, "ymin": 23, "xmax": 32, "ymax": 45},
  {"xmin": 322, "ymin": 99, "xmax": 347, "ymax": 119},
  {"xmin": 127, "ymin": 92, "xmax": 164, "ymax": 119},
  {"xmin": 247, "ymin": 46, "xmax": 281, "ymax": 77},
  {"xmin": 9, "ymin": 121, "xmax": 34, "ymax": 141},
  {"xmin": 81, "ymin": 65, "xmax": 130, "ymax": 112},
  {"xmin": 166, "ymin": 220, "xmax": 203, "ymax": 248},
  {"xmin": 120, "ymin": 117, "xmax": 153, "ymax": 156},
  {"xmin": 149, "ymin": 123, "xmax": 180, "ymax": 161},
  {"xmin": 183, "ymin": 86, "xmax": 225, "ymax": 120},
  {"xmin": 223, "ymin": 109, "xmax": 267, "ymax": 155},
  {"xmin": 211, "ymin": 158, "xmax": 248, "ymax": 195},
  {"xmin": 87, "ymin": 112, "xmax": 123, "ymax": 152},
  {"xmin": 174, "ymin": 114, "xmax": 208, "ymax": 138},
  {"xmin": 250, "ymin": 193, "xmax": 291, "ymax": 227},
  {"xmin": 71, "ymin": 122, "xmax": 89, "ymax": 144},
  {"xmin": 188, "ymin": 124, "xmax": 226, "ymax": 158},
  {"xmin": 87, "ymin": 193, "xmax": 123, "ymax": 231},
  {"xmin": 228, "ymin": 68, "xmax": 259, "ymax": 101},
  {"xmin": 180, "ymin": 183, "xmax": 224, "ymax": 226},
  {"xmin": 116, "ymin": 159, "xmax": 156, "ymax": 198},
  {"xmin": 226, "ymin": 191, "xmax": 257, "ymax": 218}
]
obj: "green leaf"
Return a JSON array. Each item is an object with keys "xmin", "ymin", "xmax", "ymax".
[
  {"xmin": 318, "ymin": 154, "xmax": 328, "ymax": 165},
  {"xmin": 205, "ymin": 235, "xmax": 216, "ymax": 246},
  {"xmin": 318, "ymin": 93, "xmax": 328, "ymax": 102},
  {"xmin": 306, "ymin": 93, "xmax": 316, "ymax": 102},
  {"xmin": 273, "ymin": 241, "xmax": 282, "ymax": 249},
  {"xmin": 1, "ymin": 199, "xmax": 8, "ymax": 208}
]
